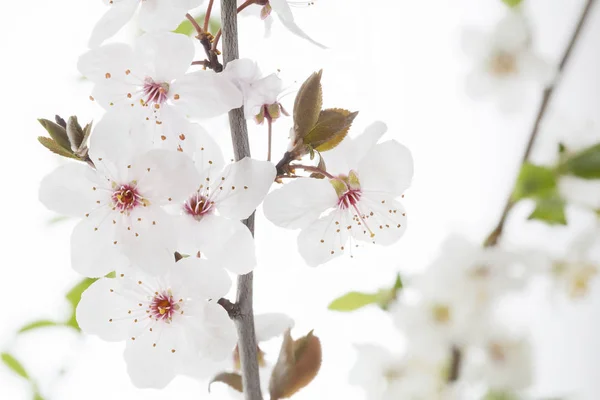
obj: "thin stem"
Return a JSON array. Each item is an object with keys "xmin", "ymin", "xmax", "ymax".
[
  {"xmin": 220, "ymin": 0, "xmax": 263, "ymax": 399},
  {"xmin": 291, "ymin": 164, "xmax": 335, "ymax": 179},
  {"xmin": 185, "ymin": 13, "xmax": 203, "ymax": 34},
  {"xmin": 204, "ymin": 0, "xmax": 215, "ymax": 32},
  {"xmin": 267, "ymin": 117, "xmax": 273, "ymax": 162},
  {"xmin": 191, "ymin": 60, "xmax": 210, "ymax": 68},
  {"xmin": 483, "ymin": 0, "xmax": 596, "ymax": 248},
  {"xmin": 212, "ymin": 0, "xmax": 256, "ymax": 51}
]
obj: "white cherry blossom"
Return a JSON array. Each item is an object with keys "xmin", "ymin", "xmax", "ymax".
[
  {"xmin": 462, "ymin": 10, "xmax": 555, "ymax": 111},
  {"xmin": 171, "ymin": 129, "xmax": 276, "ymax": 274},
  {"xmin": 223, "ymin": 58, "xmax": 286, "ymax": 121},
  {"xmin": 79, "ymin": 32, "xmax": 242, "ymax": 130},
  {"xmin": 350, "ymin": 344, "xmax": 453, "ymax": 400},
  {"xmin": 462, "ymin": 328, "xmax": 533, "ymax": 393},
  {"xmin": 39, "ymin": 114, "xmax": 198, "ymax": 277},
  {"xmin": 90, "ymin": 0, "xmax": 204, "ymax": 47},
  {"xmin": 263, "ymin": 131, "xmax": 413, "ymax": 267},
  {"xmin": 76, "ymin": 258, "xmax": 235, "ymax": 389}
]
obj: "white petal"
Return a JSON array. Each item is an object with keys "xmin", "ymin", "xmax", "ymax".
[
  {"xmin": 465, "ymin": 69, "xmax": 495, "ymax": 100},
  {"xmin": 213, "ymin": 157, "xmax": 276, "ymax": 220},
  {"xmin": 118, "ymin": 208, "xmax": 177, "ymax": 276},
  {"xmin": 352, "ymin": 194, "xmax": 407, "ymax": 246},
  {"xmin": 255, "ymin": 313, "xmax": 295, "ymax": 342},
  {"xmin": 132, "ymin": 149, "xmax": 199, "ymax": 202},
  {"xmin": 124, "ymin": 322, "xmax": 189, "ymax": 388},
  {"xmin": 518, "ymin": 52, "xmax": 556, "ymax": 86},
  {"xmin": 297, "ymin": 209, "xmax": 350, "ymax": 267},
  {"xmin": 191, "ymin": 126, "xmax": 225, "ymax": 174},
  {"xmin": 224, "ymin": 58, "xmax": 261, "ymax": 82},
  {"xmin": 89, "ymin": 0, "xmax": 139, "ymax": 48},
  {"xmin": 263, "ymin": 178, "xmax": 337, "ymax": 230},
  {"xmin": 325, "ymin": 121, "xmax": 387, "ymax": 175},
  {"xmin": 270, "ymin": 0, "xmax": 327, "ymax": 49},
  {"xmin": 71, "ymin": 214, "xmax": 130, "ymax": 277},
  {"xmin": 138, "ymin": 0, "xmax": 204, "ymax": 33},
  {"xmin": 76, "ymin": 278, "xmax": 137, "ymax": 341},
  {"xmin": 39, "ymin": 163, "xmax": 100, "ymax": 218},
  {"xmin": 193, "ymin": 302, "xmax": 237, "ymax": 361},
  {"xmin": 134, "ymin": 32, "xmax": 195, "ymax": 82},
  {"xmin": 171, "ymin": 257, "xmax": 232, "ymax": 300},
  {"xmin": 460, "ymin": 27, "xmax": 489, "ymax": 58},
  {"xmin": 191, "ymin": 214, "xmax": 257, "ymax": 275},
  {"xmin": 88, "ymin": 111, "xmax": 153, "ymax": 174},
  {"xmin": 78, "ymin": 42, "xmax": 140, "ymax": 83},
  {"xmin": 493, "ymin": 10, "xmax": 529, "ymax": 53},
  {"xmin": 170, "ymin": 71, "xmax": 243, "ymax": 119},
  {"xmin": 357, "ymin": 141, "xmax": 414, "ymax": 197}
]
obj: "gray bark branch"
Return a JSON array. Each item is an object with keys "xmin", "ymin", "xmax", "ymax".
[{"xmin": 219, "ymin": 0, "xmax": 263, "ymax": 399}]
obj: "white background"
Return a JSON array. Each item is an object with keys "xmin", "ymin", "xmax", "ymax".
[{"xmin": 0, "ymin": 0, "xmax": 599, "ymax": 399}]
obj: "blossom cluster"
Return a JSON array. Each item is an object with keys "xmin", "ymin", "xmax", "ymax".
[{"xmin": 37, "ymin": 0, "xmax": 414, "ymax": 391}]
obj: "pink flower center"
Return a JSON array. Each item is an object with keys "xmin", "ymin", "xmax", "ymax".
[
  {"xmin": 149, "ymin": 291, "xmax": 179, "ymax": 322},
  {"xmin": 184, "ymin": 193, "xmax": 213, "ymax": 220},
  {"xmin": 112, "ymin": 184, "xmax": 142, "ymax": 211},
  {"xmin": 143, "ymin": 77, "xmax": 169, "ymax": 105},
  {"xmin": 337, "ymin": 189, "xmax": 362, "ymax": 210}
]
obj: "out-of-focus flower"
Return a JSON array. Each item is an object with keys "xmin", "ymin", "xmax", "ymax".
[{"xmin": 462, "ymin": 10, "xmax": 555, "ymax": 111}]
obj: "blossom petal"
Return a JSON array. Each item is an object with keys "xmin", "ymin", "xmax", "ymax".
[
  {"xmin": 212, "ymin": 157, "xmax": 276, "ymax": 220},
  {"xmin": 134, "ymin": 32, "xmax": 195, "ymax": 82},
  {"xmin": 39, "ymin": 163, "xmax": 101, "ymax": 218},
  {"xmin": 124, "ymin": 322, "xmax": 189, "ymax": 389},
  {"xmin": 352, "ymin": 194, "xmax": 407, "ymax": 246},
  {"xmin": 191, "ymin": 126, "xmax": 225, "ymax": 176},
  {"xmin": 132, "ymin": 149, "xmax": 199, "ymax": 202},
  {"xmin": 263, "ymin": 178, "xmax": 338, "ymax": 230},
  {"xmin": 297, "ymin": 209, "xmax": 350, "ymax": 267},
  {"xmin": 138, "ymin": 0, "xmax": 204, "ymax": 33},
  {"xmin": 255, "ymin": 313, "xmax": 295, "ymax": 342},
  {"xmin": 357, "ymin": 141, "xmax": 414, "ymax": 197},
  {"xmin": 71, "ymin": 213, "xmax": 130, "ymax": 277},
  {"xmin": 89, "ymin": 0, "xmax": 138, "ymax": 48},
  {"xmin": 493, "ymin": 10, "xmax": 529, "ymax": 53},
  {"xmin": 269, "ymin": 0, "xmax": 327, "ymax": 49},
  {"xmin": 78, "ymin": 42, "xmax": 139, "ymax": 83},
  {"xmin": 325, "ymin": 121, "xmax": 387, "ymax": 175},
  {"xmin": 170, "ymin": 71, "xmax": 242, "ymax": 119},
  {"xmin": 88, "ymin": 111, "xmax": 154, "ymax": 180},
  {"xmin": 76, "ymin": 278, "xmax": 137, "ymax": 342},
  {"xmin": 118, "ymin": 208, "xmax": 177, "ymax": 276},
  {"xmin": 171, "ymin": 257, "xmax": 232, "ymax": 300},
  {"xmin": 518, "ymin": 52, "xmax": 556, "ymax": 87},
  {"xmin": 190, "ymin": 214, "xmax": 257, "ymax": 275},
  {"xmin": 192, "ymin": 302, "xmax": 237, "ymax": 361}
]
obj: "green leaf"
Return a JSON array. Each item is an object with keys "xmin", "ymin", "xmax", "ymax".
[
  {"xmin": 37, "ymin": 137, "xmax": 79, "ymax": 160},
  {"xmin": 293, "ymin": 70, "xmax": 323, "ymax": 142},
  {"xmin": 501, "ymin": 0, "xmax": 523, "ymax": 7},
  {"xmin": 209, "ymin": 372, "xmax": 243, "ymax": 393},
  {"xmin": 173, "ymin": 14, "xmax": 221, "ymax": 36},
  {"xmin": 528, "ymin": 195, "xmax": 567, "ymax": 225},
  {"xmin": 33, "ymin": 393, "xmax": 46, "ymax": 400},
  {"xmin": 1, "ymin": 353, "xmax": 29, "ymax": 380},
  {"xmin": 19, "ymin": 320, "xmax": 60, "ymax": 334},
  {"xmin": 38, "ymin": 119, "xmax": 70, "ymax": 150},
  {"xmin": 65, "ymin": 278, "xmax": 97, "ymax": 309},
  {"xmin": 512, "ymin": 163, "xmax": 557, "ymax": 201},
  {"xmin": 328, "ymin": 292, "xmax": 379, "ymax": 312},
  {"xmin": 304, "ymin": 108, "xmax": 358, "ymax": 152},
  {"xmin": 558, "ymin": 143, "xmax": 600, "ymax": 179}
]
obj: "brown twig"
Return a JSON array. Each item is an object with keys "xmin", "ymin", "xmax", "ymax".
[
  {"xmin": 482, "ymin": 0, "xmax": 596, "ymax": 248},
  {"xmin": 204, "ymin": 0, "xmax": 215, "ymax": 32}
]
